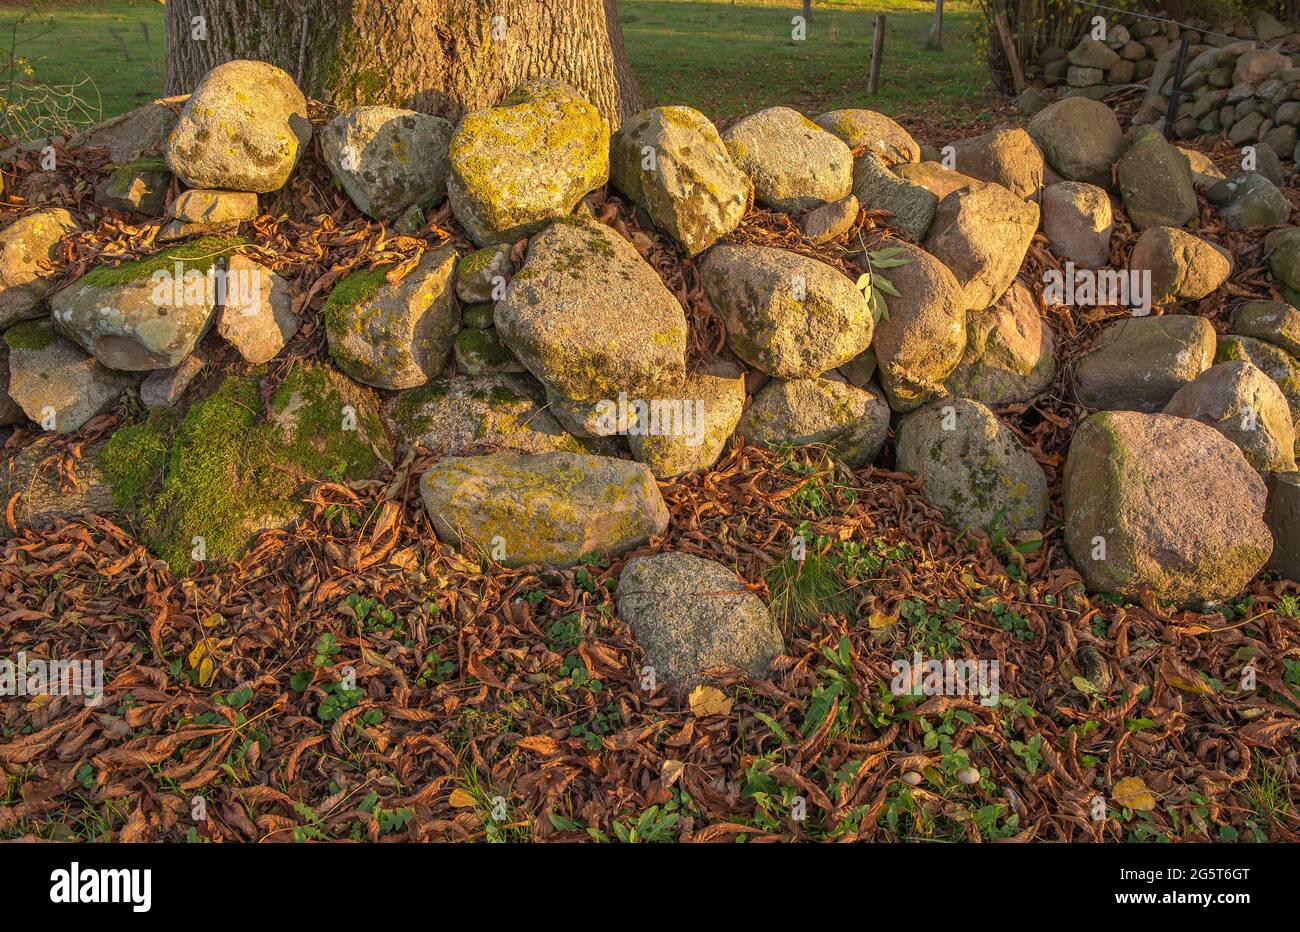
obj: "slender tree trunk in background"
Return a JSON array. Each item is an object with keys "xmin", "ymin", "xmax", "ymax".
[
  {"xmin": 927, "ymin": 0, "xmax": 944, "ymax": 50},
  {"xmin": 803, "ymin": 0, "xmax": 812, "ymax": 21},
  {"xmin": 164, "ymin": 0, "xmax": 643, "ymax": 130}
]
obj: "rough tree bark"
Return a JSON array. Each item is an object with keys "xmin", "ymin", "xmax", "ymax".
[{"xmin": 164, "ymin": 0, "xmax": 643, "ymax": 129}]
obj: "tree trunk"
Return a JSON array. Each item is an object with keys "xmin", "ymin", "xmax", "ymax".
[{"xmin": 164, "ymin": 0, "xmax": 643, "ymax": 130}]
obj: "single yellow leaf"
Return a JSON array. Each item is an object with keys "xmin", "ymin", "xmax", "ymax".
[
  {"xmin": 201, "ymin": 613, "xmax": 223, "ymax": 629},
  {"xmin": 1113, "ymin": 776, "xmax": 1157, "ymax": 812},
  {"xmin": 959, "ymin": 572, "xmax": 980, "ymax": 591},
  {"xmin": 1166, "ymin": 672, "xmax": 1214, "ymax": 696},
  {"xmin": 448, "ymin": 788, "xmax": 478, "ymax": 809},
  {"xmin": 187, "ymin": 640, "xmax": 207, "ymax": 669},
  {"xmin": 868, "ymin": 611, "xmax": 897, "ymax": 630},
  {"xmin": 197, "ymin": 656, "xmax": 216, "ymax": 687},
  {"xmin": 688, "ymin": 685, "xmax": 733, "ymax": 718}
]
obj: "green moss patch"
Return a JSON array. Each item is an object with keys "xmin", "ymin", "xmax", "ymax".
[
  {"xmin": 101, "ymin": 363, "xmax": 388, "ymax": 571},
  {"xmin": 3, "ymin": 319, "xmax": 58, "ymax": 351},
  {"xmin": 79, "ymin": 235, "xmax": 247, "ymax": 289}
]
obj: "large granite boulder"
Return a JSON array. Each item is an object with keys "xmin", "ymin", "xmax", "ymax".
[
  {"xmin": 1130, "ymin": 226, "xmax": 1232, "ymax": 305},
  {"xmin": 1164, "ymin": 361, "xmax": 1297, "ymax": 475},
  {"xmin": 49, "ymin": 237, "xmax": 238, "ymax": 371},
  {"xmin": 321, "ymin": 106, "xmax": 454, "ymax": 219},
  {"xmin": 628, "ymin": 362, "xmax": 746, "ymax": 478},
  {"xmin": 948, "ymin": 127, "xmax": 1045, "ymax": 199},
  {"xmin": 1074, "ymin": 314, "xmax": 1216, "ymax": 412},
  {"xmin": 1041, "ymin": 181, "xmax": 1112, "ymax": 268},
  {"xmin": 1063, "ymin": 410, "xmax": 1272, "ymax": 604},
  {"xmin": 3, "ymin": 320, "xmax": 131, "ymax": 433},
  {"xmin": 699, "ymin": 243, "xmax": 873, "ymax": 378},
  {"xmin": 495, "ymin": 217, "xmax": 687, "ymax": 402},
  {"xmin": 870, "ymin": 241, "xmax": 966, "ymax": 411},
  {"xmin": 0, "ymin": 208, "xmax": 78, "ymax": 329},
  {"xmin": 1027, "ymin": 97, "xmax": 1126, "ymax": 187},
  {"xmin": 419, "ymin": 451, "xmax": 670, "ymax": 567},
  {"xmin": 851, "ymin": 153, "xmax": 938, "ymax": 241},
  {"xmin": 617, "ymin": 552, "xmax": 783, "ymax": 692},
  {"xmin": 165, "ymin": 60, "xmax": 311, "ymax": 193},
  {"xmin": 924, "ymin": 181, "xmax": 1039, "ymax": 311},
  {"xmin": 387, "ymin": 373, "xmax": 587, "ymax": 457},
  {"xmin": 895, "ymin": 397, "xmax": 1049, "ymax": 533},
  {"xmin": 736, "ymin": 375, "xmax": 890, "ymax": 467},
  {"xmin": 943, "ymin": 280, "xmax": 1056, "ymax": 406},
  {"xmin": 610, "ymin": 106, "xmax": 751, "ymax": 255},
  {"xmin": 447, "ymin": 80, "xmax": 609, "ymax": 246},
  {"xmin": 813, "ymin": 109, "xmax": 920, "ymax": 167},
  {"xmin": 721, "ymin": 106, "xmax": 853, "ymax": 212},
  {"xmin": 1116, "ymin": 130, "xmax": 1198, "ymax": 230},
  {"xmin": 324, "ymin": 246, "xmax": 459, "ymax": 389}
]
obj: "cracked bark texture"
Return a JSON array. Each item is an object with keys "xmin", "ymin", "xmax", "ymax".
[{"xmin": 164, "ymin": 0, "xmax": 642, "ymax": 129}]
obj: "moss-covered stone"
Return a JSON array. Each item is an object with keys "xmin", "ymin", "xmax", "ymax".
[
  {"xmin": 102, "ymin": 363, "xmax": 389, "ymax": 570},
  {"xmin": 3, "ymin": 318, "xmax": 58, "ymax": 351},
  {"xmin": 78, "ymin": 235, "xmax": 246, "ymax": 289}
]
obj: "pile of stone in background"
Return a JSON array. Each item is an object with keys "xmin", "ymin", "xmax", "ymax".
[{"xmin": 1042, "ymin": 10, "xmax": 1295, "ymax": 100}]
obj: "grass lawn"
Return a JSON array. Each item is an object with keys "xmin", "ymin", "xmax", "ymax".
[
  {"xmin": 623, "ymin": 0, "xmax": 991, "ymax": 122},
  {"xmin": 0, "ymin": 0, "xmax": 990, "ymax": 137}
]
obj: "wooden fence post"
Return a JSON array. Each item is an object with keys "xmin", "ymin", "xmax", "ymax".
[
  {"xmin": 927, "ymin": 0, "xmax": 944, "ymax": 50},
  {"xmin": 868, "ymin": 14, "xmax": 886, "ymax": 95}
]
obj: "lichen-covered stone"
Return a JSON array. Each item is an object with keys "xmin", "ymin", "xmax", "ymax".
[
  {"xmin": 165, "ymin": 60, "xmax": 311, "ymax": 193},
  {"xmin": 948, "ymin": 127, "xmax": 1045, "ymax": 199},
  {"xmin": 722, "ymin": 106, "xmax": 852, "ymax": 213},
  {"xmin": 321, "ymin": 106, "xmax": 453, "ymax": 218},
  {"xmin": 140, "ymin": 350, "xmax": 206, "ymax": 410},
  {"xmin": 1116, "ymin": 131, "xmax": 1198, "ymax": 229},
  {"xmin": 895, "ymin": 397, "xmax": 1048, "ymax": 533},
  {"xmin": 388, "ymin": 373, "xmax": 586, "ymax": 457},
  {"xmin": 70, "ymin": 99, "xmax": 177, "ymax": 165},
  {"xmin": 3, "ymin": 320, "xmax": 132, "ymax": 432},
  {"xmin": 611, "ymin": 105, "xmax": 751, "ymax": 255},
  {"xmin": 447, "ymin": 79, "xmax": 610, "ymax": 246},
  {"xmin": 870, "ymin": 241, "xmax": 967, "ymax": 412},
  {"xmin": 50, "ymin": 237, "xmax": 240, "ymax": 371},
  {"xmin": 1041, "ymin": 181, "xmax": 1112, "ymax": 268},
  {"xmin": 1206, "ymin": 171, "xmax": 1292, "ymax": 230},
  {"xmin": 617, "ymin": 551, "xmax": 783, "ymax": 693},
  {"xmin": 1233, "ymin": 300, "xmax": 1300, "ymax": 357},
  {"xmin": 924, "ymin": 181, "xmax": 1039, "ymax": 311},
  {"xmin": 455, "ymin": 245, "xmax": 513, "ymax": 304},
  {"xmin": 496, "ymin": 217, "xmax": 687, "ymax": 402},
  {"xmin": 700, "ymin": 243, "xmax": 872, "ymax": 379},
  {"xmin": 813, "ymin": 109, "xmax": 920, "ymax": 167},
  {"xmin": 545, "ymin": 387, "xmax": 638, "ymax": 439},
  {"xmin": 1265, "ymin": 472, "xmax": 1300, "ymax": 582},
  {"xmin": 169, "ymin": 189, "xmax": 259, "ymax": 225},
  {"xmin": 1163, "ymin": 361, "xmax": 1296, "ymax": 475},
  {"xmin": 1074, "ymin": 315, "xmax": 1216, "ymax": 412},
  {"xmin": 1265, "ymin": 226, "xmax": 1300, "ymax": 294},
  {"xmin": 216, "ymin": 254, "xmax": 297, "ymax": 364},
  {"xmin": 324, "ymin": 246, "xmax": 459, "ymax": 389},
  {"xmin": 628, "ymin": 361, "xmax": 745, "ymax": 477},
  {"xmin": 943, "ymin": 280, "xmax": 1056, "ymax": 406},
  {"xmin": 0, "ymin": 208, "xmax": 78, "ymax": 329},
  {"xmin": 1129, "ymin": 226, "xmax": 1232, "ymax": 305},
  {"xmin": 1216, "ymin": 335, "xmax": 1300, "ymax": 448},
  {"xmin": 419, "ymin": 450, "xmax": 669, "ymax": 567},
  {"xmin": 736, "ymin": 375, "xmax": 890, "ymax": 467},
  {"xmin": 95, "ymin": 158, "xmax": 170, "ymax": 216},
  {"xmin": 1027, "ymin": 97, "xmax": 1127, "ymax": 187},
  {"xmin": 800, "ymin": 194, "xmax": 858, "ymax": 245},
  {"xmin": 851, "ymin": 153, "xmax": 937, "ymax": 241},
  {"xmin": 1063, "ymin": 410, "xmax": 1272, "ymax": 605}
]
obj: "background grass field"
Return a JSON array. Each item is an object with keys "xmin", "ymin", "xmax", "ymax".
[{"xmin": 0, "ymin": 0, "xmax": 989, "ymax": 136}]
